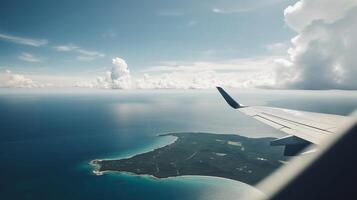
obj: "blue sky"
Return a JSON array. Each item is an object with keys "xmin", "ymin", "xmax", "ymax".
[
  {"xmin": 0, "ymin": 0, "xmax": 295, "ymax": 74},
  {"xmin": 1, "ymin": 0, "xmax": 355, "ymax": 90}
]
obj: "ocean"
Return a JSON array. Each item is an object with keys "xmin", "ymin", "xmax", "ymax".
[{"xmin": 1, "ymin": 89, "xmax": 356, "ymax": 200}]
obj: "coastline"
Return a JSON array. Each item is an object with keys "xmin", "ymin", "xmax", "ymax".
[
  {"xmin": 89, "ymin": 134, "xmax": 178, "ymax": 176},
  {"xmin": 87, "ymin": 168, "xmax": 264, "ymax": 199},
  {"xmin": 90, "ymin": 159, "xmax": 262, "ymax": 184},
  {"xmin": 88, "ymin": 132, "xmax": 284, "ymax": 186},
  {"xmin": 89, "ymin": 160, "xmax": 261, "ymax": 189}
]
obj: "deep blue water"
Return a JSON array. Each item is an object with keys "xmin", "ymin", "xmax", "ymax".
[{"xmin": 0, "ymin": 89, "xmax": 356, "ymax": 200}]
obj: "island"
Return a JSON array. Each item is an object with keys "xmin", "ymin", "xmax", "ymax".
[{"xmin": 91, "ymin": 132, "xmax": 287, "ymax": 185}]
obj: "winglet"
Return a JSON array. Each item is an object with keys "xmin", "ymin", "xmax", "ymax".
[{"xmin": 216, "ymin": 87, "xmax": 241, "ymax": 109}]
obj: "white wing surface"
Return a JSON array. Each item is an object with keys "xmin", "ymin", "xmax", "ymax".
[{"xmin": 216, "ymin": 87, "xmax": 354, "ymax": 151}]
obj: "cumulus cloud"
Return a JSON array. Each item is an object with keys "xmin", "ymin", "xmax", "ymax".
[
  {"xmin": 284, "ymin": 0, "xmax": 357, "ymax": 31},
  {"xmin": 275, "ymin": 0, "xmax": 357, "ymax": 89},
  {"xmin": 75, "ymin": 57, "xmax": 132, "ymax": 89},
  {"xmin": 18, "ymin": 52, "xmax": 41, "ymax": 62},
  {"xmin": 1, "ymin": 70, "xmax": 48, "ymax": 88},
  {"xmin": 0, "ymin": 32, "xmax": 48, "ymax": 47},
  {"xmin": 110, "ymin": 57, "xmax": 132, "ymax": 89}
]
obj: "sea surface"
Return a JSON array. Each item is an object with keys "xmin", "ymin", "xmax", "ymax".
[{"xmin": 1, "ymin": 89, "xmax": 356, "ymax": 200}]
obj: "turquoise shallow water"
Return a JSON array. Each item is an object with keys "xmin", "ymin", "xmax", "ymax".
[{"xmin": 0, "ymin": 89, "xmax": 356, "ymax": 200}]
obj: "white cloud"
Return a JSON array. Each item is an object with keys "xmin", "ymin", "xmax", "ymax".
[
  {"xmin": 132, "ymin": 57, "xmax": 279, "ymax": 89},
  {"xmin": 0, "ymin": 69, "xmax": 107, "ymax": 89},
  {"xmin": 1, "ymin": 58, "xmax": 130, "ymax": 89},
  {"xmin": 142, "ymin": 57, "xmax": 280, "ymax": 73},
  {"xmin": 265, "ymin": 42, "xmax": 289, "ymax": 54},
  {"xmin": 75, "ymin": 57, "xmax": 132, "ymax": 89},
  {"xmin": 136, "ymin": 72, "xmax": 209, "ymax": 89},
  {"xmin": 110, "ymin": 57, "xmax": 132, "ymax": 89},
  {"xmin": 74, "ymin": 56, "xmax": 278, "ymax": 90},
  {"xmin": 212, "ymin": 8, "xmax": 226, "ymax": 14},
  {"xmin": 275, "ymin": 0, "xmax": 357, "ymax": 89},
  {"xmin": 54, "ymin": 44, "xmax": 79, "ymax": 52},
  {"xmin": 76, "ymin": 49, "xmax": 105, "ymax": 57},
  {"xmin": 134, "ymin": 70, "xmax": 275, "ymax": 90},
  {"xmin": 212, "ymin": 0, "xmax": 286, "ymax": 14},
  {"xmin": 1, "ymin": 70, "xmax": 48, "ymax": 88},
  {"xmin": 2, "ymin": 55, "xmax": 278, "ymax": 90},
  {"xmin": 18, "ymin": 52, "xmax": 41, "ymax": 62},
  {"xmin": 284, "ymin": 0, "xmax": 357, "ymax": 31},
  {"xmin": 53, "ymin": 44, "xmax": 105, "ymax": 61},
  {"xmin": 0, "ymin": 33, "xmax": 48, "ymax": 47},
  {"xmin": 212, "ymin": 8, "xmax": 249, "ymax": 14}
]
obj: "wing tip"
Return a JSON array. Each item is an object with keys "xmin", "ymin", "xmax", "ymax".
[{"xmin": 216, "ymin": 86, "xmax": 241, "ymax": 109}]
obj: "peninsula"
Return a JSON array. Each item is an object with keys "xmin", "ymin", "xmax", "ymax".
[{"xmin": 91, "ymin": 132, "xmax": 287, "ymax": 185}]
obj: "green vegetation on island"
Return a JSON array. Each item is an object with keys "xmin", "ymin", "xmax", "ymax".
[{"xmin": 91, "ymin": 132, "xmax": 287, "ymax": 185}]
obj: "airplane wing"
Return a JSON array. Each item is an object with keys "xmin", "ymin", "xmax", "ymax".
[{"xmin": 216, "ymin": 87, "xmax": 355, "ymax": 155}]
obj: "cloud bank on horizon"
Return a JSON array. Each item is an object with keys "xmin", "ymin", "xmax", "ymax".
[
  {"xmin": 1, "ymin": 0, "xmax": 356, "ymax": 90},
  {"xmin": 71, "ymin": 56, "xmax": 277, "ymax": 89},
  {"xmin": 2, "ymin": 70, "xmax": 52, "ymax": 88}
]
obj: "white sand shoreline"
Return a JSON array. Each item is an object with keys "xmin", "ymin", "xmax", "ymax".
[{"xmin": 89, "ymin": 134, "xmax": 178, "ymax": 176}]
